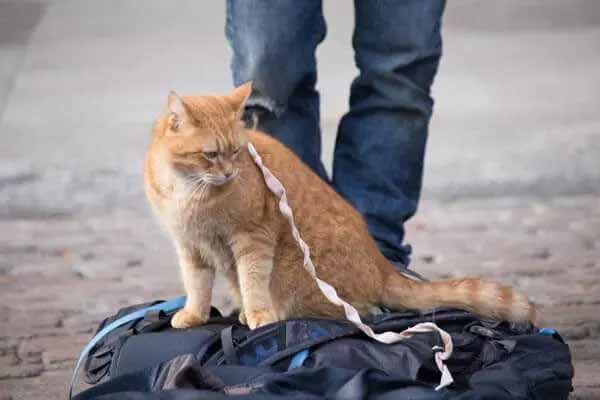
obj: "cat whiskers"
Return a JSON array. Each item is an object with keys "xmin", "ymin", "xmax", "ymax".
[{"xmin": 185, "ymin": 176, "xmax": 210, "ymax": 204}]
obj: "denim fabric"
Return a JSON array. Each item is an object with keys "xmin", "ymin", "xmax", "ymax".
[
  {"xmin": 226, "ymin": 1, "xmax": 328, "ymax": 179},
  {"xmin": 226, "ymin": 0, "xmax": 446, "ymax": 265}
]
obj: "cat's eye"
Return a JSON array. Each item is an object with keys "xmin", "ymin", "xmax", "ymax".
[
  {"xmin": 232, "ymin": 147, "xmax": 241, "ymax": 157},
  {"xmin": 202, "ymin": 151, "xmax": 219, "ymax": 160}
]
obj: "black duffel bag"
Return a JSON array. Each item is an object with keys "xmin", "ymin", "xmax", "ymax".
[{"xmin": 73, "ymin": 300, "xmax": 573, "ymax": 400}]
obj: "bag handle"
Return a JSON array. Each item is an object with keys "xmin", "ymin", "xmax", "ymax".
[{"xmin": 220, "ymin": 326, "xmax": 240, "ymax": 365}]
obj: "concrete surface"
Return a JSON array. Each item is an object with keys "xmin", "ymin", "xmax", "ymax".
[{"xmin": 0, "ymin": 1, "xmax": 599, "ymax": 399}]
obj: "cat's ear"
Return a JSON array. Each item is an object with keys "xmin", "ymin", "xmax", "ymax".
[
  {"xmin": 167, "ymin": 91, "xmax": 189, "ymax": 130},
  {"xmin": 228, "ymin": 81, "xmax": 252, "ymax": 117}
]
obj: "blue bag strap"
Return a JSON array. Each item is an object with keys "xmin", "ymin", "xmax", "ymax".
[
  {"xmin": 538, "ymin": 327, "xmax": 557, "ymax": 336},
  {"xmin": 68, "ymin": 296, "xmax": 186, "ymax": 399},
  {"xmin": 287, "ymin": 349, "xmax": 309, "ymax": 370}
]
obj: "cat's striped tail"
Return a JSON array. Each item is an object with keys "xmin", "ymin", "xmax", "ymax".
[{"xmin": 382, "ymin": 272, "xmax": 537, "ymax": 323}]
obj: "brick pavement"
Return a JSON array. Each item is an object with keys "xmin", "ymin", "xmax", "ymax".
[{"xmin": 1, "ymin": 195, "xmax": 598, "ymax": 399}]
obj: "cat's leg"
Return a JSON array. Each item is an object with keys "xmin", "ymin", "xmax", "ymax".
[
  {"xmin": 231, "ymin": 232, "xmax": 277, "ymax": 329},
  {"xmin": 224, "ymin": 265, "xmax": 246, "ymax": 324},
  {"xmin": 171, "ymin": 242, "xmax": 215, "ymax": 329}
]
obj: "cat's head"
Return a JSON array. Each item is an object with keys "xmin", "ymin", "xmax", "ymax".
[{"xmin": 160, "ymin": 82, "xmax": 252, "ymax": 188}]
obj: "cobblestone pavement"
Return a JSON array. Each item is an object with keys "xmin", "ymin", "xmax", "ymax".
[{"xmin": 1, "ymin": 194, "xmax": 598, "ymax": 399}]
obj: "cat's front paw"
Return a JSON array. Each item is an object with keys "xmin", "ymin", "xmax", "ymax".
[
  {"xmin": 238, "ymin": 308, "xmax": 247, "ymax": 325},
  {"xmin": 171, "ymin": 308, "xmax": 207, "ymax": 329},
  {"xmin": 246, "ymin": 308, "xmax": 278, "ymax": 330}
]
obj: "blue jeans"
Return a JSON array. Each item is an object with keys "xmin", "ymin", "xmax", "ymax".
[{"xmin": 226, "ymin": 0, "xmax": 445, "ymax": 266}]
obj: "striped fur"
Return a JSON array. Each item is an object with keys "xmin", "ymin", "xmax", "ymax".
[{"xmin": 144, "ymin": 83, "xmax": 536, "ymax": 330}]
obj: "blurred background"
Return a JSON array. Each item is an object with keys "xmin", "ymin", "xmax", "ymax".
[{"xmin": 0, "ymin": 1, "xmax": 599, "ymax": 399}]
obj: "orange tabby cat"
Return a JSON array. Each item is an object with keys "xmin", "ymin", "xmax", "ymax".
[{"xmin": 144, "ymin": 83, "xmax": 536, "ymax": 330}]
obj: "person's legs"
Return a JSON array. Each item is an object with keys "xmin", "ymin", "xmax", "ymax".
[
  {"xmin": 333, "ymin": 0, "xmax": 446, "ymax": 265},
  {"xmin": 226, "ymin": 0, "xmax": 327, "ymax": 179}
]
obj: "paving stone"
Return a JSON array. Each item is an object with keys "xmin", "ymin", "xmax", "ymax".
[
  {"xmin": 573, "ymin": 361, "xmax": 600, "ymax": 389},
  {"xmin": 570, "ymin": 388, "xmax": 600, "ymax": 400},
  {"xmin": 0, "ymin": 363, "xmax": 43, "ymax": 380},
  {"xmin": 569, "ymin": 339, "xmax": 600, "ymax": 362},
  {"xmin": 0, "ymin": 369, "xmax": 71, "ymax": 400},
  {"xmin": 0, "ymin": 338, "xmax": 18, "ymax": 355},
  {"xmin": 0, "ymin": 354, "xmax": 18, "ymax": 367}
]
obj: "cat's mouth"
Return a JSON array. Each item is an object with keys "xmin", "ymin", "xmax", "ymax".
[{"xmin": 208, "ymin": 171, "xmax": 239, "ymax": 187}]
